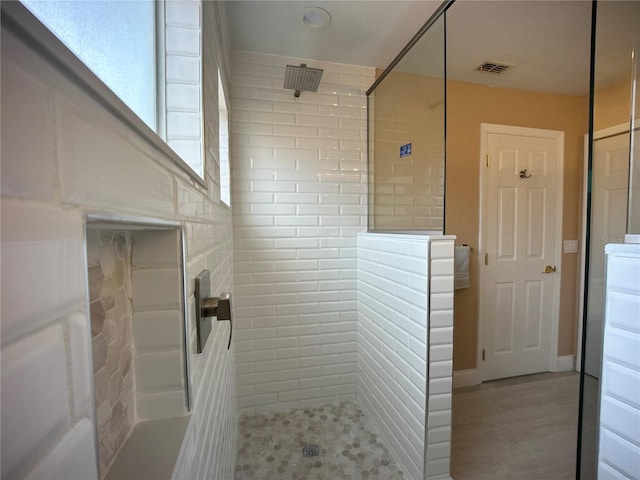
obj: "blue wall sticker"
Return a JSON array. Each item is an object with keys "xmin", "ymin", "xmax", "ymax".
[{"xmin": 400, "ymin": 143, "xmax": 412, "ymax": 158}]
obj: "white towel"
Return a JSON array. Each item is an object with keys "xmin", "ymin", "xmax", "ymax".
[{"xmin": 454, "ymin": 245, "xmax": 471, "ymax": 290}]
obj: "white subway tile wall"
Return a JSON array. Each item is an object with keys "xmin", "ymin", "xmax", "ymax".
[
  {"xmin": 22, "ymin": 419, "xmax": 98, "ymax": 480},
  {"xmin": 1, "ymin": 322, "xmax": 74, "ymax": 478},
  {"xmin": 357, "ymin": 233, "xmax": 454, "ymax": 480},
  {"xmin": 172, "ymin": 3, "xmax": 237, "ymax": 479},
  {"xmin": 230, "ymin": 50, "xmax": 374, "ymax": 414},
  {"xmin": 598, "ymin": 244, "xmax": 640, "ymax": 479},
  {"xmin": 133, "ymin": 310, "xmax": 182, "ymax": 350},
  {"xmin": 425, "ymin": 238, "xmax": 455, "ymax": 479},
  {"xmin": 0, "ymin": 202, "xmax": 87, "ymax": 345},
  {"xmin": 1, "ymin": 201, "xmax": 95, "ymax": 480},
  {"xmin": 57, "ymin": 100, "xmax": 176, "ymax": 217},
  {"xmin": 165, "ymin": 0, "xmax": 203, "ymax": 175},
  {"xmin": 132, "ymin": 269, "xmax": 182, "ymax": 311},
  {"xmin": 1, "ymin": 2, "xmax": 236, "ymax": 478},
  {"xmin": 0, "ymin": 57, "xmax": 54, "ymax": 201}
]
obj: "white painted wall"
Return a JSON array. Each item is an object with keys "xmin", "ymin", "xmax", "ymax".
[
  {"xmin": 0, "ymin": 2, "xmax": 237, "ymax": 479},
  {"xmin": 230, "ymin": 50, "xmax": 375, "ymax": 413},
  {"xmin": 357, "ymin": 233, "xmax": 455, "ymax": 480}
]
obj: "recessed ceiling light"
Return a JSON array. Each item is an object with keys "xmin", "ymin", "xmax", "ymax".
[{"xmin": 302, "ymin": 6, "xmax": 331, "ymax": 30}]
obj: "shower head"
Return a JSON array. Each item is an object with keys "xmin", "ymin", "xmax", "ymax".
[{"xmin": 283, "ymin": 63, "xmax": 324, "ymax": 97}]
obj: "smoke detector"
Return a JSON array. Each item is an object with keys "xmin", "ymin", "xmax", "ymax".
[{"xmin": 302, "ymin": 6, "xmax": 331, "ymax": 29}]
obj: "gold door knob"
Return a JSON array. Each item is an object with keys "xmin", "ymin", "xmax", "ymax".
[{"xmin": 542, "ymin": 265, "xmax": 557, "ymax": 273}]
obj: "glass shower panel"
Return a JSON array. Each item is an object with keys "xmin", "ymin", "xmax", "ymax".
[
  {"xmin": 367, "ymin": 14, "xmax": 445, "ymax": 232},
  {"xmin": 580, "ymin": 2, "xmax": 639, "ymax": 477},
  {"xmin": 629, "ymin": 20, "xmax": 640, "ymax": 235}
]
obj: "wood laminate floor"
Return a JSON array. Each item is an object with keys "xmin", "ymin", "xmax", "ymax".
[{"xmin": 451, "ymin": 372, "xmax": 580, "ymax": 480}]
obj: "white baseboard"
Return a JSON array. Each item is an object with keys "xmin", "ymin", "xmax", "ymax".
[
  {"xmin": 555, "ymin": 355, "xmax": 576, "ymax": 372},
  {"xmin": 453, "ymin": 369, "xmax": 480, "ymax": 389}
]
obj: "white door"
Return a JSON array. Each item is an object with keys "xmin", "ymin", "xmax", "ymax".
[
  {"xmin": 584, "ymin": 132, "xmax": 630, "ymax": 377},
  {"xmin": 480, "ymin": 124, "xmax": 563, "ymax": 382}
]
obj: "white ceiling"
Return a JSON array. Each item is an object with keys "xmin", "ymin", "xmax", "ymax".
[
  {"xmin": 436, "ymin": 0, "xmax": 591, "ymax": 96},
  {"xmin": 225, "ymin": 0, "xmax": 636, "ymax": 96},
  {"xmin": 225, "ymin": 1, "xmax": 442, "ymax": 69}
]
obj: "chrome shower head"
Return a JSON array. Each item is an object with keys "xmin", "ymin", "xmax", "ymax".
[{"xmin": 283, "ymin": 63, "xmax": 324, "ymax": 97}]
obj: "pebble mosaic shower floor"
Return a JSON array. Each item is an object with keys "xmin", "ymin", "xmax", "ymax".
[{"xmin": 235, "ymin": 401, "xmax": 405, "ymax": 480}]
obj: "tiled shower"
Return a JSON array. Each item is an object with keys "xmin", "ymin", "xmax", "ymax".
[
  {"xmin": 1, "ymin": 2, "xmax": 236, "ymax": 478},
  {"xmin": 229, "ymin": 50, "xmax": 454, "ymax": 479},
  {"xmin": 231, "ymin": 51, "xmax": 374, "ymax": 414},
  {"xmin": 1, "ymin": 2, "xmax": 455, "ymax": 480}
]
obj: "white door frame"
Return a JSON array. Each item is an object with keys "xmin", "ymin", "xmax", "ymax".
[
  {"xmin": 576, "ymin": 123, "xmax": 629, "ymax": 371},
  {"xmin": 478, "ymin": 123, "xmax": 565, "ymax": 380}
]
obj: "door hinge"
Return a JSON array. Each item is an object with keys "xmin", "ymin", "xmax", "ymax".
[
  {"xmin": 484, "ymin": 253, "xmax": 488, "ymax": 265},
  {"xmin": 482, "ymin": 349, "xmax": 485, "ymax": 361},
  {"xmin": 486, "ymin": 154, "xmax": 491, "ymax": 167}
]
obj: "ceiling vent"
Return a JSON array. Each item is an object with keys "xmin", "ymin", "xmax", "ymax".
[{"xmin": 476, "ymin": 61, "xmax": 513, "ymax": 74}]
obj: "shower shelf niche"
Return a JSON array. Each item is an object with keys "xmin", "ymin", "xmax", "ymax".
[{"xmin": 85, "ymin": 219, "xmax": 190, "ymax": 479}]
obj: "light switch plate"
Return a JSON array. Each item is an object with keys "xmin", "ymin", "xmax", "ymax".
[{"xmin": 564, "ymin": 240, "xmax": 579, "ymax": 253}]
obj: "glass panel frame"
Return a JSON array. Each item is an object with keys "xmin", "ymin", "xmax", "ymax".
[
  {"xmin": 579, "ymin": 2, "xmax": 640, "ymax": 478},
  {"xmin": 628, "ymin": 22, "xmax": 640, "ymax": 236}
]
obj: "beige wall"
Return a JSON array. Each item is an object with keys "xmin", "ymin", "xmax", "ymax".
[
  {"xmin": 594, "ymin": 79, "xmax": 632, "ymax": 131},
  {"xmin": 446, "ymin": 80, "xmax": 589, "ymax": 371},
  {"xmin": 370, "ymin": 70, "xmax": 632, "ymax": 374}
]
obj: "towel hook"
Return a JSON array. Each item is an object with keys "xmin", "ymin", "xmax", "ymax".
[{"xmin": 519, "ymin": 169, "xmax": 532, "ymax": 179}]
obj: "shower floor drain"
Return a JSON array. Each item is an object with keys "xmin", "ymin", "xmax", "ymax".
[{"xmin": 302, "ymin": 444, "xmax": 321, "ymax": 457}]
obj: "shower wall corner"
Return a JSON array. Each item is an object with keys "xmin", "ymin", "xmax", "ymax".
[{"xmin": 356, "ymin": 232, "xmax": 455, "ymax": 479}]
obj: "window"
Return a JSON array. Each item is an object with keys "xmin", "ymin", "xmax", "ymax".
[
  {"xmin": 219, "ymin": 70, "xmax": 230, "ymax": 206},
  {"xmin": 20, "ymin": 1, "xmax": 206, "ymax": 182},
  {"xmin": 21, "ymin": 0, "xmax": 157, "ymax": 131}
]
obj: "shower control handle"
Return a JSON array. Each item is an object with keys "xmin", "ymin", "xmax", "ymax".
[
  {"xmin": 201, "ymin": 294, "xmax": 232, "ymax": 321},
  {"xmin": 195, "ymin": 270, "xmax": 233, "ymax": 352},
  {"xmin": 200, "ymin": 292, "xmax": 232, "ymax": 351}
]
